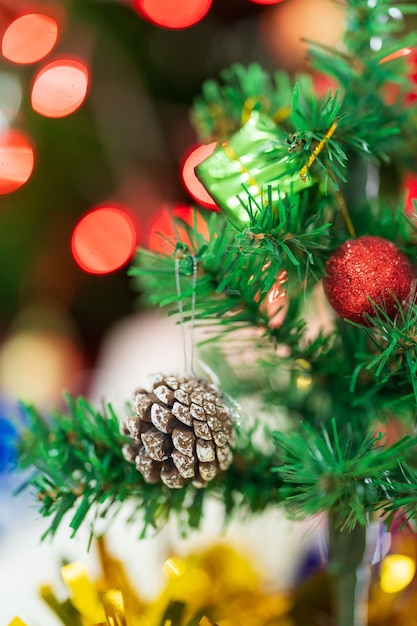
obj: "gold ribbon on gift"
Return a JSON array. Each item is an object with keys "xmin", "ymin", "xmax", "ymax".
[
  {"xmin": 297, "ymin": 121, "xmax": 356, "ymax": 236},
  {"xmin": 272, "ymin": 105, "xmax": 292, "ymax": 125},
  {"xmin": 223, "ymin": 99, "xmax": 292, "ymax": 205},
  {"xmin": 221, "ymin": 142, "xmax": 261, "ymax": 196},
  {"xmin": 241, "ymin": 97, "xmax": 291, "ymax": 127}
]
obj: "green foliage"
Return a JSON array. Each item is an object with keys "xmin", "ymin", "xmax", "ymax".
[
  {"xmin": 193, "ymin": 1, "xmax": 417, "ymax": 175},
  {"xmin": 308, "ymin": 0, "xmax": 417, "ymax": 165},
  {"xmin": 130, "ymin": 208, "xmax": 309, "ymax": 344},
  {"xmin": 273, "ymin": 420, "xmax": 417, "ymax": 529},
  {"xmin": 18, "ymin": 395, "xmax": 142, "ymax": 539},
  {"xmin": 349, "ymin": 295, "xmax": 417, "ymax": 404},
  {"xmin": 16, "ymin": 396, "xmax": 282, "ymax": 539},
  {"xmin": 191, "ymin": 63, "xmax": 295, "ymax": 143}
]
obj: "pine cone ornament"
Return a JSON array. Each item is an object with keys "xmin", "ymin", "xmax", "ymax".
[{"xmin": 122, "ymin": 375, "xmax": 235, "ymax": 489}]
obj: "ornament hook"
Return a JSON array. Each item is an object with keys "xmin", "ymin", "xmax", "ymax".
[{"xmin": 175, "ymin": 243, "xmax": 198, "ymax": 376}]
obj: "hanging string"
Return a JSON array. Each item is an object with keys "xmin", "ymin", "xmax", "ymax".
[
  {"xmin": 175, "ymin": 247, "xmax": 198, "ymax": 376},
  {"xmin": 189, "ymin": 254, "xmax": 197, "ymax": 375}
]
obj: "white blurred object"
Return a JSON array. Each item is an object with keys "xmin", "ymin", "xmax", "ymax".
[{"xmin": 89, "ymin": 310, "xmax": 188, "ymax": 412}]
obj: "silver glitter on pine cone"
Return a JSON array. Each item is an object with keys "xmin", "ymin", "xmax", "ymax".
[{"xmin": 122, "ymin": 374, "xmax": 235, "ymax": 489}]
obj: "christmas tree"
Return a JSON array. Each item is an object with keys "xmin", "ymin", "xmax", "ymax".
[{"xmin": 15, "ymin": 1, "xmax": 417, "ymax": 625}]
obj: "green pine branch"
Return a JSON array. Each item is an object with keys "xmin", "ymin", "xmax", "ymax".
[
  {"xmin": 308, "ymin": 1, "xmax": 417, "ymax": 166},
  {"xmin": 342, "ymin": 0, "xmax": 416, "ymax": 56},
  {"xmin": 273, "ymin": 419, "xmax": 417, "ymax": 530},
  {"xmin": 129, "ymin": 206, "xmax": 322, "ymax": 345},
  {"xmin": 191, "ymin": 63, "xmax": 296, "ymax": 143},
  {"xmin": 192, "ymin": 1, "xmax": 417, "ymax": 177},
  {"xmin": 348, "ymin": 294, "xmax": 417, "ymax": 404},
  {"xmin": 17, "ymin": 391, "xmax": 417, "ymax": 539},
  {"xmin": 16, "ymin": 395, "xmax": 282, "ymax": 539}
]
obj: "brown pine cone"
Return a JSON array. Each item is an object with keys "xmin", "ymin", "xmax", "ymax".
[{"xmin": 122, "ymin": 374, "xmax": 235, "ymax": 489}]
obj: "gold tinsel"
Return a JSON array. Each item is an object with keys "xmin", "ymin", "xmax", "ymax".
[
  {"xmin": 10, "ymin": 532, "xmax": 417, "ymax": 626},
  {"xmin": 11, "ymin": 538, "xmax": 292, "ymax": 626}
]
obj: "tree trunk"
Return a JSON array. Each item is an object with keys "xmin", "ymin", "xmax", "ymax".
[{"xmin": 327, "ymin": 511, "xmax": 372, "ymax": 626}]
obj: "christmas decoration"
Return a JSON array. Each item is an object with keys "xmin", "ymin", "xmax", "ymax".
[
  {"xmin": 195, "ymin": 109, "xmax": 314, "ymax": 229},
  {"xmin": 323, "ymin": 236, "xmax": 415, "ymax": 324},
  {"xmin": 11, "ymin": 531, "xmax": 417, "ymax": 626},
  {"xmin": 122, "ymin": 374, "xmax": 235, "ymax": 488},
  {"xmin": 11, "ymin": 539, "xmax": 294, "ymax": 626},
  {"xmin": 13, "ymin": 3, "xmax": 417, "ymax": 626}
]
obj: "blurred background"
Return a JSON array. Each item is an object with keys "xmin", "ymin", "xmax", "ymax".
[
  {"xmin": 0, "ymin": 0, "xmax": 353, "ymax": 408},
  {"xmin": 0, "ymin": 0, "xmax": 416, "ymax": 623}
]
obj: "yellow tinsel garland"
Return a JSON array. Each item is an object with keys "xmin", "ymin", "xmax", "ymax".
[
  {"xmin": 11, "ymin": 538, "xmax": 292, "ymax": 626},
  {"xmin": 10, "ymin": 532, "xmax": 417, "ymax": 626}
]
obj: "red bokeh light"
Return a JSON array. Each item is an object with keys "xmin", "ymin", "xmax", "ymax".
[
  {"xmin": 406, "ymin": 50, "xmax": 417, "ymax": 103},
  {"xmin": 0, "ymin": 129, "xmax": 34, "ymax": 194},
  {"xmin": 181, "ymin": 143, "xmax": 218, "ymax": 209},
  {"xmin": 403, "ymin": 173, "xmax": 417, "ymax": 215},
  {"xmin": 2, "ymin": 13, "xmax": 59, "ymax": 64},
  {"xmin": 31, "ymin": 58, "xmax": 89, "ymax": 118},
  {"xmin": 381, "ymin": 49, "xmax": 417, "ymax": 105},
  {"xmin": 134, "ymin": 0, "xmax": 212, "ymax": 29},
  {"xmin": 263, "ymin": 270, "xmax": 288, "ymax": 329},
  {"xmin": 249, "ymin": 0, "xmax": 285, "ymax": 4},
  {"xmin": 71, "ymin": 205, "xmax": 138, "ymax": 274},
  {"xmin": 148, "ymin": 204, "xmax": 209, "ymax": 254}
]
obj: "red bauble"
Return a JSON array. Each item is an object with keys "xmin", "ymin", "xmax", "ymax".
[{"xmin": 323, "ymin": 236, "xmax": 415, "ymax": 324}]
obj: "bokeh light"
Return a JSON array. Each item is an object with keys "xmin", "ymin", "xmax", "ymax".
[
  {"xmin": 0, "ymin": 303, "xmax": 85, "ymax": 405},
  {"xmin": 259, "ymin": 0, "xmax": 346, "ymax": 71},
  {"xmin": 0, "ymin": 329, "xmax": 84, "ymax": 405},
  {"xmin": 380, "ymin": 554, "xmax": 416, "ymax": 593},
  {"xmin": 181, "ymin": 143, "xmax": 218, "ymax": 209},
  {"xmin": 406, "ymin": 50, "xmax": 417, "ymax": 103},
  {"xmin": 264, "ymin": 270, "xmax": 289, "ymax": 329},
  {"xmin": 2, "ymin": 13, "xmax": 59, "ymax": 64},
  {"xmin": 249, "ymin": 0, "xmax": 285, "ymax": 4},
  {"xmin": 0, "ymin": 129, "xmax": 34, "ymax": 194},
  {"xmin": 403, "ymin": 173, "xmax": 417, "ymax": 215},
  {"xmin": 134, "ymin": 0, "xmax": 212, "ymax": 29},
  {"xmin": 31, "ymin": 58, "xmax": 89, "ymax": 118},
  {"xmin": 148, "ymin": 204, "xmax": 209, "ymax": 254},
  {"xmin": 71, "ymin": 204, "xmax": 138, "ymax": 274}
]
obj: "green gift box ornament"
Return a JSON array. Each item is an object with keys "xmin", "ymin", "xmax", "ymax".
[{"xmin": 195, "ymin": 108, "xmax": 314, "ymax": 229}]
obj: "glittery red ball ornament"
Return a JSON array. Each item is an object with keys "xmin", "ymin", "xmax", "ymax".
[{"xmin": 323, "ymin": 236, "xmax": 415, "ymax": 324}]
